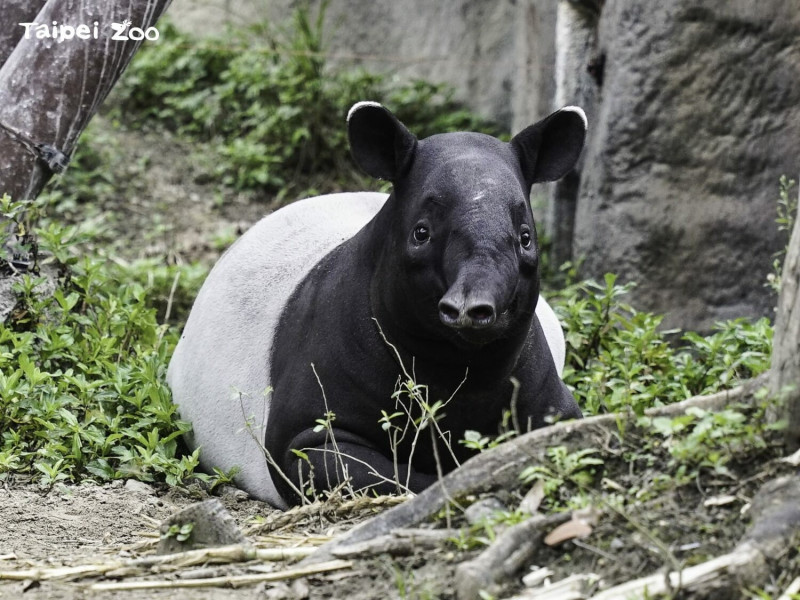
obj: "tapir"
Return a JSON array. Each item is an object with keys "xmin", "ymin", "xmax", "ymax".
[{"xmin": 167, "ymin": 102, "xmax": 586, "ymax": 508}]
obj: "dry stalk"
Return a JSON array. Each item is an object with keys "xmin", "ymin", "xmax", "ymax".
[
  {"xmin": 587, "ymin": 546, "xmax": 761, "ymax": 600},
  {"xmin": 88, "ymin": 559, "xmax": 352, "ymax": 591},
  {"xmin": 0, "ymin": 544, "xmax": 316, "ymax": 583},
  {"xmin": 778, "ymin": 576, "xmax": 800, "ymax": 600},
  {"xmin": 245, "ymin": 494, "xmax": 408, "ymax": 536}
]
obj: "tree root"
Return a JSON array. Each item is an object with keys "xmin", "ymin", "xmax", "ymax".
[
  {"xmin": 454, "ymin": 511, "xmax": 572, "ymax": 600},
  {"xmin": 330, "ymin": 528, "xmax": 459, "ymax": 559},
  {"xmin": 304, "ymin": 375, "xmax": 766, "ymax": 565}
]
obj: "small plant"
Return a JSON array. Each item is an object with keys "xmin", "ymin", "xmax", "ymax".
[
  {"xmin": 390, "ymin": 561, "xmax": 437, "ymax": 600},
  {"xmin": 519, "ymin": 446, "xmax": 605, "ymax": 509},
  {"xmin": 448, "ymin": 507, "xmax": 530, "ymax": 550},
  {"xmin": 161, "ymin": 522, "xmax": 194, "ymax": 543},
  {"xmin": 195, "ymin": 466, "xmax": 241, "ymax": 493},
  {"xmin": 766, "ymin": 175, "xmax": 798, "ymax": 294},
  {"xmin": 0, "ymin": 197, "xmax": 204, "ymax": 488},
  {"xmin": 0, "ymin": 193, "xmax": 43, "ymax": 273},
  {"xmin": 640, "ymin": 392, "xmax": 783, "ymax": 480}
]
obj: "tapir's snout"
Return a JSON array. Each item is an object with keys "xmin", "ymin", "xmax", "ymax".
[
  {"xmin": 438, "ymin": 246, "xmax": 517, "ymax": 333},
  {"xmin": 438, "ymin": 292, "xmax": 497, "ymax": 329}
]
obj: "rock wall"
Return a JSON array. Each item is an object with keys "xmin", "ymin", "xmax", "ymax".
[{"xmin": 573, "ymin": 1, "xmax": 800, "ymax": 330}]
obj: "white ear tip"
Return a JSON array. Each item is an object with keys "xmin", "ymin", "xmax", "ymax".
[
  {"xmin": 560, "ymin": 105, "xmax": 588, "ymax": 129},
  {"xmin": 347, "ymin": 101, "xmax": 384, "ymax": 122}
]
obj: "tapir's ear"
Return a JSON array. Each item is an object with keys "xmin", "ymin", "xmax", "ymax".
[
  {"xmin": 511, "ymin": 106, "xmax": 587, "ymax": 185},
  {"xmin": 348, "ymin": 101, "xmax": 417, "ymax": 181}
]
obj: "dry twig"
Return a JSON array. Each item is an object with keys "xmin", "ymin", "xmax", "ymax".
[
  {"xmin": 244, "ymin": 494, "xmax": 409, "ymax": 535},
  {"xmin": 0, "ymin": 544, "xmax": 316, "ymax": 583},
  {"xmin": 88, "ymin": 559, "xmax": 352, "ymax": 591}
]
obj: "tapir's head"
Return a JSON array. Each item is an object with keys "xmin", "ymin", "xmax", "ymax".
[{"xmin": 348, "ymin": 102, "xmax": 586, "ymax": 349}]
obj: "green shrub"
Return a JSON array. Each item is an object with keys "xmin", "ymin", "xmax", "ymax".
[
  {"xmin": 0, "ymin": 195, "xmax": 206, "ymax": 488},
  {"xmin": 0, "ymin": 192, "xmax": 775, "ymax": 488},
  {"xmin": 549, "ymin": 274, "xmax": 772, "ymax": 416},
  {"xmin": 110, "ymin": 6, "xmax": 502, "ymax": 192}
]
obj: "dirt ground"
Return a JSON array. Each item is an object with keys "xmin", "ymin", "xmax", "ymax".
[
  {"xmin": 0, "ymin": 398, "xmax": 797, "ymax": 597},
  {"xmin": 0, "ymin": 419, "xmax": 796, "ymax": 599},
  {"xmin": 0, "ymin": 479, "xmax": 272, "ymax": 599}
]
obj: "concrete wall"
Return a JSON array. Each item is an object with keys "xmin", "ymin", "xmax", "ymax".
[
  {"xmin": 165, "ymin": 0, "xmax": 800, "ymax": 331},
  {"xmin": 167, "ymin": 0, "xmax": 557, "ymax": 131}
]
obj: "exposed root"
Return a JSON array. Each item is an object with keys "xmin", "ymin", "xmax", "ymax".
[
  {"xmin": 244, "ymin": 493, "xmax": 410, "ymax": 535},
  {"xmin": 303, "ymin": 375, "xmax": 765, "ymax": 564}
]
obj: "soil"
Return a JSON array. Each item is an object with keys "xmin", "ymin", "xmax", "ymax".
[
  {"xmin": 1, "ymin": 423, "xmax": 796, "ymax": 599},
  {"xmin": 0, "ymin": 479, "xmax": 277, "ymax": 599},
  {"xmin": 2, "ymin": 122, "xmax": 799, "ymax": 599}
]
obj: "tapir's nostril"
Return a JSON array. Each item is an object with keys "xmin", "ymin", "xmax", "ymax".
[
  {"xmin": 438, "ymin": 300, "xmax": 461, "ymax": 324},
  {"xmin": 466, "ymin": 303, "xmax": 496, "ymax": 324},
  {"xmin": 439, "ymin": 297, "xmax": 496, "ymax": 329}
]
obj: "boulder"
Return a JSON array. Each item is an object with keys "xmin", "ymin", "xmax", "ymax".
[{"xmin": 573, "ymin": 1, "xmax": 800, "ymax": 330}]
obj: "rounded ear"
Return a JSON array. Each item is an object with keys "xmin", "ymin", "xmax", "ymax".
[
  {"xmin": 347, "ymin": 101, "xmax": 417, "ymax": 181},
  {"xmin": 511, "ymin": 106, "xmax": 587, "ymax": 185}
]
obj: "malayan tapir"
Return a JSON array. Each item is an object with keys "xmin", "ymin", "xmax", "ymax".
[{"xmin": 168, "ymin": 102, "xmax": 586, "ymax": 508}]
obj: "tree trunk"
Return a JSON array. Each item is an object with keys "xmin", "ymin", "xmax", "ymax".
[
  {"xmin": 0, "ymin": 0, "xmax": 172, "ymax": 202},
  {"xmin": 771, "ymin": 205, "xmax": 800, "ymax": 450},
  {"xmin": 0, "ymin": 1, "xmax": 48, "ymax": 69}
]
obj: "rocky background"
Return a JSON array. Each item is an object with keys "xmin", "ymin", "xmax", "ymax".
[{"xmin": 169, "ymin": 0, "xmax": 800, "ymax": 332}]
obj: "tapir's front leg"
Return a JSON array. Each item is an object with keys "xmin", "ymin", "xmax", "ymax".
[{"xmin": 277, "ymin": 429, "xmax": 437, "ymax": 504}]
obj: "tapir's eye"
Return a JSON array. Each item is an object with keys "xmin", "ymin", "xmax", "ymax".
[
  {"xmin": 413, "ymin": 224, "xmax": 430, "ymax": 244},
  {"xmin": 520, "ymin": 227, "xmax": 533, "ymax": 249}
]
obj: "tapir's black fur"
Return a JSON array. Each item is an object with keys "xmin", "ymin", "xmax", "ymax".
[{"xmin": 266, "ymin": 104, "xmax": 584, "ymax": 505}]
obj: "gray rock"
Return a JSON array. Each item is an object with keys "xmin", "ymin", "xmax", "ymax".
[
  {"xmin": 165, "ymin": 0, "xmax": 800, "ymax": 331},
  {"xmin": 218, "ymin": 484, "xmax": 249, "ymax": 502},
  {"xmin": 464, "ymin": 496, "xmax": 508, "ymax": 526},
  {"xmin": 123, "ymin": 479, "xmax": 153, "ymax": 495},
  {"xmin": 157, "ymin": 498, "xmax": 247, "ymax": 554},
  {"xmin": 573, "ymin": 1, "xmax": 800, "ymax": 331}
]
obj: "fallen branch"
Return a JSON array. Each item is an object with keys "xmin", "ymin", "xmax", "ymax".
[
  {"xmin": 88, "ymin": 559, "xmax": 352, "ymax": 591},
  {"xmin": 587, "ymin": 547, "xmax": 760, "ymax": 600},
  {"xmin": 778, "ymin": 576, "xmax": 800, "ymax": 600},
  {"xmin": 244, "ymin": 494, "xmax": 409, "ymax": 536},
  {"xmin": 330, "ymin": 528, "xmax": 459, "ymax": 559},
  {"xmin": 304, "ymin": 376, "xmax": 765, "ymax": 564}
]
